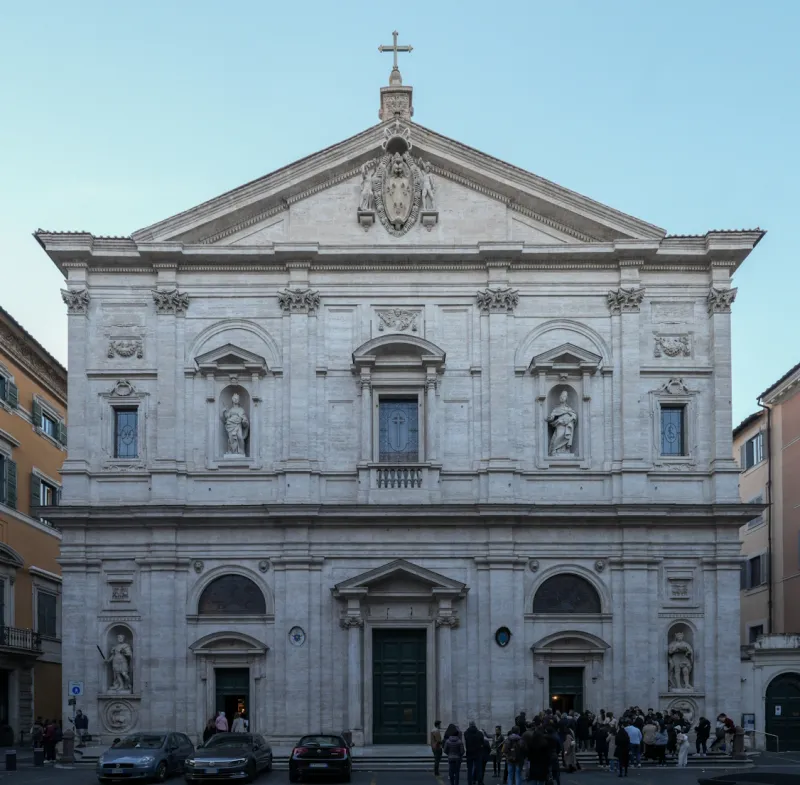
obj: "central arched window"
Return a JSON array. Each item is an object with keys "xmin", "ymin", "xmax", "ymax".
[
  {"xmin": 198, "ymin": 575, "xmax": 266, "ymax": 615},
  {"xmin": 532, "ymin": 574, "xmax": 601, "ymax": 614}
]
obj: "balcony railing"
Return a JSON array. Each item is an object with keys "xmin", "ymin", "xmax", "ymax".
[
  {"xmin": 0, "ymin": 626, "xmax": 42, "ymax": 654},
  {"xmin": 376, "ymin": 465, "xmax": 423, "ymax": 489}
]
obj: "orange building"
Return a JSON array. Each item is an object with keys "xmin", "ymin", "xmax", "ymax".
[{"xmin": 0, "ymin": 306, "xmax": 65, "ymax": 744}]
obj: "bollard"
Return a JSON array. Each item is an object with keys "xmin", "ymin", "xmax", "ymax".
[
  {"xmin": 59, "ymin": 728, "xmax": 75, "ymax": 764},
  {"xmin": 5, "ymin": 750, "xmax": 16, "ymax": 771},
  {"xmin": 33, "ymin": 747, "xmax": 44, "ymax": 766}
]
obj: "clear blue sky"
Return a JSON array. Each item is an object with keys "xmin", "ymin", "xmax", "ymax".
[{"xmin": 1, "ymin": 0, "xmax": 796, "ymax": 425}]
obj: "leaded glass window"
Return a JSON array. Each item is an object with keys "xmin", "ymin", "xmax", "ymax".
[
  {"xmin": 198, "ymin": 575, "xmax": 267, "ymax": 615},
  {"xmin": 532, "ymin": 574, "xmax": 601, "ymax": 614},
  {"xmin": 378, "ymin": 398, "xmax": 419, "ymax": 463},
  {"xmin": 660, "ymin": 405, "xmax": 685, "ymax": 456},
  {"xmin": 114, "ymin": 408, "xmax": 138, "ymax": 459}
]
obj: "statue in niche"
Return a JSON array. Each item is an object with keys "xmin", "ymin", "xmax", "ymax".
[
  {"xmin": 668, "ymin": 631, "xmax": 694, "ymax": 691},
  {"xmin": 107, "ymin": 633, "xmax": 133, "ymax": 693},
  {"xmin": 546, "ymin": 390, "xmax": 578, "ymax": 456},
  {"xmin": 221, "ymin": 393, "xmax": 249, "ymax": 456},
  {"xmin": 358, "ymin": 162, "xmax": 377, "ymax": 212},
  {"xmin": 419, "ymin": 159, "xmax": 436, "ymax": 211}
]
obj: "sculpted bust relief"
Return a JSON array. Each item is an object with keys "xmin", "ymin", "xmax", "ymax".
[
  {"xmin": 546, "ymin": 390, "xmax": 578, "ymax": 456},
  {"xmin": 222, "ymin": 393, "xmax": 249, "ymax": 456}
]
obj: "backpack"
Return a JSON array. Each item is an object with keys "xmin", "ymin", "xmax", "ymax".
[{"xmin": 506, "ymin": 737, "xmax": 522, "ymax": 765}]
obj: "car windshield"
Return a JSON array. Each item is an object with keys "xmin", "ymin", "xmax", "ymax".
[
  {"xmin": 113, "ymin": 735, "xmax": 165, "ymax": 749},
  {"xmin": 205, "ymin": 734, "xmax": 251, "ymax": 747},
  {"xmin": 299, "ymin": 736, "xmax": 344, "ymax": 747}
]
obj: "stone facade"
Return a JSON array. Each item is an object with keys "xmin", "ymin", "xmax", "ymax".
[{"xmin": 37, "ymin": 78, "xmax": 763, "ymax": 744}]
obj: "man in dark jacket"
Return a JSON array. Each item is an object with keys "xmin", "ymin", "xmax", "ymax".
[{"xmin": 464, "ymin": 721, "xmax": 483, "ymax": 785}]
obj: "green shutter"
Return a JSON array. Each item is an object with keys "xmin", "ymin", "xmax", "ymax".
[
  {"xmin": 5, "ymin": 459, "xmax": 17, "ymax": 509},
  {"xmin": 30, "ymin": 473, "xmax": 41, "ymax": 510},
  {"xmin": 739, "ymin": 444, "xmax": 746, "ymax": 471},
  {"xmin": 6, "ymin": 383, "xmax": 17, "ymax": 409},
  {"xmin": 55, "ymin": 486, "xmax": 62, "ymax": 506},
  {"xmin": 57, "ymin": 421, "xmax": 67, "ymax": 447},
  {"xmin": 31, "ymin": 399, "xmax": 42, "ymax": 428}
]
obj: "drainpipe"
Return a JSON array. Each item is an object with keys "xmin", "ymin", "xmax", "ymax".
[{"xmin": 757, "ymin": 398, "xmax": 773, "ymax": 634}]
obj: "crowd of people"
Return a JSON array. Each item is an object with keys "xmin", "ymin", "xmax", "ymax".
[
  {"xmin": 29, "ymin": 716, "xmax": 64, "ymax": 763},
  {"xmin": 429, "ymin": 707, "xmax": 738, "ymax": 785}
]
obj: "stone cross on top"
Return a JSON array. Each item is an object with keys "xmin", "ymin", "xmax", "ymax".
[{"xmin": 379, "ymin": 30, "xmax": 413, "ymax": 86}]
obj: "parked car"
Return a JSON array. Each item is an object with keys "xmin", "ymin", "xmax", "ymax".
[
  {"xmin": 185, "ymin": 732, "xmax": 272, "ymax": 782},
  {"xmin": 97, "ymin": 732, "xmax": 194, "ymax": 782},
  {"xmin": 289, "ymin": 735, "xmax": 352, "ymax": 783}
]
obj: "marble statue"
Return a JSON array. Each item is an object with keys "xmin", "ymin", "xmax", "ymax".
[
  {"xmin": 668, "ymin": 631, "xmax": 694, "ymax": 691},
  {"xmin": 358, "ymin": 163, "xmax": 376, "ymax": 212},
  {"xmin": 420, "ymin": 160, "xmax": 435, "ymax": 211},
  {"xmin": 107, "ymin": 633, "xmax": 133, "ymax": 693},
  {"xmin": 546, "ymin": 390, "xmax": 578, "ymax": 456},
  {"xmin": 222, "ymin": 393, "xmax": 249, "ymax": 456}
]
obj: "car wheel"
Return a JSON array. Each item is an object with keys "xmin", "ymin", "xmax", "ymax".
[
  {"xmin": 245, "ymin": 760, "xmax": 257, "ymax": 783},
  {"xmin": 288, "ymin": 768, "xmax": 300, "ymax": 783},
  {"xmin": 266, "ymin": 754, "xmax": 273, "ymax": 772},
  {"xmin": 154, "ymin": 761, "xmax": 168, "ymax": 782}
]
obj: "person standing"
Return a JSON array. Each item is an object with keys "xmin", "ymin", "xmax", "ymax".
[
  {"xmin": 31, "ymin": 717, "xmax": 44, "ymax": 750},
  {"xmin": 614, "ymin": 725, "xmax": 631, "ymax": 778},
  {"xmin": 653, "ymin": 726, "xmax": 668, "ymax": 767},
  {"xmin": 431, "ymin": 720, "xmax": 443, "ymax": 777},
  {"xmin": 202, "ymin": 718, "xmax": 217, "ymax": 743},
  {"xmin": 464, "ymin": 721, "xmax": 483, "ymax": 785},
  {"xmin": 491, "ymin": 726, "xmax": 503, "ymax": 778},
  {"xmin": 624, "ymin": 720, "xmax": 642, "ymax": 768},
  {"xmin": 607, "ymin": 722, "xmax": 618, "ymax": 774},
  {"xmin": 677, "ymin": 729, "xmax": 690, "ymax": 767},
  {"xmin": 42, "ymin": 719, "xmax": 57, "ymax": 763},
  {"xmin": 444, "ymin": 725, "xmax": 465, "ymax": 785},
  {"xmin": 480, "ymin": 729, "xmax": 491, "ymax": 785},
  {"xmin": 215, "ymin": 711, "xmax": 229, "ymax": 733},
  {"xmin": 231, "ymin": 712, "xmax": 246, "ymax": 732},
  {"xmin": 695, "ymin": 716, "xmax": 711, "ymax": 756},
  {"xmin": 502, "ymin": 727, "xmax": 524, "ymax": 785},
  {"xmin": 593, "ymin": 721, "xmax": 609, "ymax": 768}
]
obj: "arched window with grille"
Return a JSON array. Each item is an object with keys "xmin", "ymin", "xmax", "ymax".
[
  {"xmin": 532, "ymin": 574, "xmax": 602, "ymax": 614},
  {"xmin": 198, "ymin": 575, "xmax": 267, "ymax": 615}
]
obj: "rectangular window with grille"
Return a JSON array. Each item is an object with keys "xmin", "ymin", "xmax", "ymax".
[
  {"xmin": 36, "ymin": 591, "xmax": 57, "ymax": 638},
  {"xmin": 378, "ymin": 398, "xmax": 419, "ymax": 463},
  {"xmin": 114, "ymin": 408, "xmax": 138, "ymax": 459},
  {"xmin": 660, "ymin": 405, "xmax": 686, "ymax": 456}
]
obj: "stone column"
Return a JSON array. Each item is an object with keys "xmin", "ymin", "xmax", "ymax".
[
  {"xmin": 340, "ymin": 596, "xmax": 365, "ymax": 746},
  {"xmin": 425, "ymin": 372, "xmax": 437, "ymax": 462},
  {"xmin": 359, "ymin": 371, "xmax": 372, "ymax": 462},
  {"xmin": 436, "ymin": 612, "xmax": 457, "ymax": 722}
]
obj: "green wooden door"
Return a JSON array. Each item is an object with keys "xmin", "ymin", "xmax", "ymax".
[
  {"xmin": 766, "ymin": 673, "xmax": 800, "ymax": 752},
  {"xmin": 549, "ymin": 667, "xmax": 584, "ymax": 713},
  {"xmin": 372, "ymin": 629, "xmax": 427, "ymax": 744}
]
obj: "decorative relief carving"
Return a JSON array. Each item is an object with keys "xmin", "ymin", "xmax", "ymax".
[
  {"xmin": 108, "ymin": 339, "xmax": 144, "ymax": 359},
  {"xmin": 476, "ymin": 287, "xmax": 519, "ymax": 313},
  {"xmin": 652, "ymin": 302, "xmax": 694, "ymax": 323},
  {"xmin": 594, "ymin": 560, "xmax": 606, "ymax": 574},
  {"xmin": 193, "ymin": 560, "xmax": 204, "ymax": 574},
  {"xmin": 373, "ymin": 152, "xmax": 423, "ymax": 236},
  {"xmin": 654, "ymin": 334, "xmax": 691, "ymax": 358},
  {"xmin": 377, "ymin": 309, "xmax": 419, "ymax": 333},
  {"xmin": 670, "ymin": 580, "xmax": 690, "ymax": 598},
  {"xmin": 258, "ymin": 559, "xmax": 270, "ymax": 573},
  {"xmin": 435, "ymin": 615, "xmax": 460, "ymax": 629},
  {"xmin": 659, "ymin": 378, "xmax": 691, "ymax": 395},
  {"xmin": 61, "ymin": 288, "xmax": 90, "ymax": 314},
  {"xmin": 339, "ymin": 617, "xmax": 365, "ymax": 629},
  {"xmin": 528, "ymin": 559, "xmax": 540, "ymax": 573},
  {"xmin": 152, "ymin": 288, "xmax": 190, "ymax": 314},
  {"xmin": 110, "ymin": 585, "xmax": 129, "ymax": 601},
  {"xmin": 111, "ymin": 380, "xmax": 137, "ymax": 397},
  {"xmin": 607, "ymin": 286, "xmax": 645, "ymax": 314},
  {"xmin": 707, "ymin": 286, "xmax": 737, "ymax": 314},
  {"xmin": 103, "ymin": 700, "xmax": 136, "ymax": 733},
  {"xmin": 654, "ymin": 462, "xmax": 695, "ymax": 472},
  {"xmin": 277, "ymin": 288, "xmax": 320, "ymax": 314}
]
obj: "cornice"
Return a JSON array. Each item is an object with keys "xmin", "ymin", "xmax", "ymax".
[
  {"xmin": 199, "ymin": 203, "xmax": 288, "ymax": 245},
  {"xmin": 0, "ymin": 317, "xmax": 67, "ymax": 405}
]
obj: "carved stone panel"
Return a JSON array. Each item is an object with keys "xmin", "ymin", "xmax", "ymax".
[
  {"xmin": 376, "ymin": 309, "xmax": 421, "ymax": 333},
  {"xmin": 654, "ymin": 333, "xmax": 691, "ymax": 358}
]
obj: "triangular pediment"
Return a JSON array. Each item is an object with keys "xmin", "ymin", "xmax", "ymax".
[
  {"xmin": 131, "ymin": 121, "xmax": 665, "ymax": 248},
  {"xmin": 333, "ymin": 559, "xmax": 467, "ymax": 599},
  {"xmin": 529, "ymin": 342, "xmax": 603, "ymax": 373},
  {"xmin": 194, "ymin": 343, "xmax": 268, "ymax": 375}
]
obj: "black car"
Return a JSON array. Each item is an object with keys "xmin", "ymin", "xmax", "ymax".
[
  {"xmin": 185, "ymin": 733, "xmax": 273, "ymax": 782},
  {"xmin": 289, "ymin": 735, "xmax": 352, "ymax": 783}
]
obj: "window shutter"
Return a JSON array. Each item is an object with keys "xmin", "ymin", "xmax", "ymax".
[
  {"xmin": 55, "ymin": 486, "xmax": 62, "ymax": 506},
  {"xmin": 6, "ymin": 383, "xmax": 17, "ymax": 409},
  {"xmin": 760, "ymin": 552, "xmax": 769, "ymax": 586},
  {"xmin": 30, "ymin": 474, "xmax": 41, "ymax": 510},
  {"xmin": 762, "ymin": 429, "xmax": 769, "ymax": 462},
  {"xmin": 31, "ymin": 399, "xmax": 42, "ymax": 428},
  {"xmin": 740, "ymin": 562, "xmax": 747, "ymax": 590},
  {"xmin": 5, "ymin": 460, "xmax": 17, "ymax": 509},
  {"xmin": 739, "ymin": 444, "xmax": 746, "ymax": 471},
  {"xmin": 57, "ymin": 421, "xmax": 67, "ymax": 447}
]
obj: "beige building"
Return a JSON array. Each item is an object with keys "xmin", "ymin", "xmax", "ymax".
[{"xmin": 737, "ymin": 362, "xmax": 800, "ymax": 749}]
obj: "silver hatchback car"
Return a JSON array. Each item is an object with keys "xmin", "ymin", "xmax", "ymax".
[{"xmin": 97, "ymin": 732, "xmax": 195, "ymax": 783}]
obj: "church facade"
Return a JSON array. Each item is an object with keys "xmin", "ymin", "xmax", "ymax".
[{"xmin": 38, "ymin": 57, "xmax": 762, "ymax": 745}]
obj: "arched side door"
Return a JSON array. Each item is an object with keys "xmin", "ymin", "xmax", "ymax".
[{"xmin": 766, "ymin": 673, "xmax": 800, "ymax": 751}]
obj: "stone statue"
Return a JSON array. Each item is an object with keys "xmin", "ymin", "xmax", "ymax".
[
  {"xmin": 546, "ymin": 390, "xmax": 578, "ymax": 456},
  {"xmin": 420, "ymin": 160, "xmax": 435, "ymax": 211},
  {"xmin": 668, "ymin": 631, "xmax": 694, "ymax": 691},
  {"xmin": 107, "ymin": 633, "xmax": 133, "ymax": 693},
  {"xmin": 358, "ymin": 162, "xmax": 376, "ymax": 212},
  {"xmin": 222, "ymin": 393, "xmax": 249, "ymax": 456}
]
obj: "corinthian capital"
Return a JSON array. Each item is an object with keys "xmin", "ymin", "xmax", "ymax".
[
  {"xmin": 278, "ymin": 288, "xmax": 320, "ymax": 314},
  {"xmin": 61, "ymin": 288, "xmax": 90, "ymax": 314},
  {"xmin": 706, "ymin": 286, "xmax": 737, "ymax": 315},
  {"xmin": 607, "ymin": 286, "xmax": 645, "ymax": 314}
]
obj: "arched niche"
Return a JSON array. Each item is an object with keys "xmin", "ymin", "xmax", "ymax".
[
  {"xmin": 198, "ymin": 574, "xmax": 267, "ymax": 616},
  {"xmin": 532, "ymin": 573, "xmax": 602, "ymax": 614},
  {"xmin": 219, "ymin": 384, "xmax": 251, "ymax": 458},
  {"xmin": 105, "ymin": 623, "xmax": 134, "ymax": 694},
  {"xmin": 667, "ymin": 621, "xmax": 696, "ymax": 693}
]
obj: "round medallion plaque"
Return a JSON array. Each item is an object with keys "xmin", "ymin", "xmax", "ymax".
[
  {"xmin": 289, "ymin": 626, "xmax": 306, "ymax": 647},
  {"xmin": 495, "ymin": 627, "xmax": 512, "ymax": 648}
]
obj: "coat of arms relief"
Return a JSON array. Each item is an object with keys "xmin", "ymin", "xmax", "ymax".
[{"xmin": 357, "ymin": 122, "xmax": 438, "ymax": 234}]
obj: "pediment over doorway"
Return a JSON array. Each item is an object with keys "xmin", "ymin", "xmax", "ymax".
[
  {"xmin": 332, "ymin": 559, "xmax": 467, "ymax": 600},
  {"xmin": 531, "ymin": 631, "xmax": 609, "ymax": 655},
  {"xmin": 189, "ymin": 631, "xmax": 268, "ymax": 656}
]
